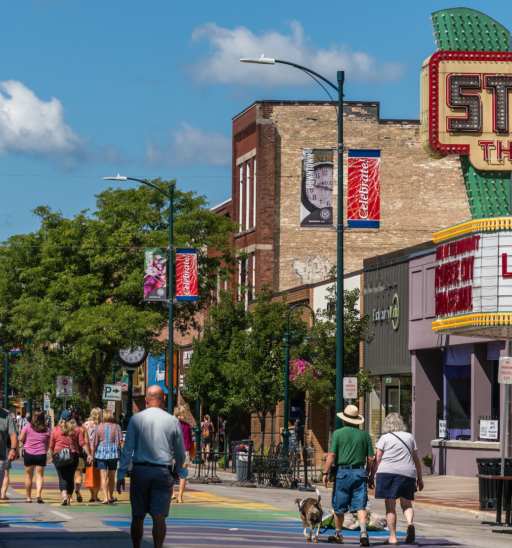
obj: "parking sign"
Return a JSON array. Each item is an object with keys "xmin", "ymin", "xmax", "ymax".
[{"xmin": 102, "ymin": 384, "xmax": 122, "ymax": 401}]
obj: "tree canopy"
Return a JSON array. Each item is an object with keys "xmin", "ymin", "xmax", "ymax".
[{"xmin": 0, "ymin": 179, "xmax": 237, "ymax": 409}]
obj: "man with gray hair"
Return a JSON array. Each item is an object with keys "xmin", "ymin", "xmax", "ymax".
[
  {"xmin": 323, "ymin": 405, "xmax": 374, "ymax": 546},
  {"xmin": 117, "ymin": 385, "xmax": 186, "ymax": 548}
]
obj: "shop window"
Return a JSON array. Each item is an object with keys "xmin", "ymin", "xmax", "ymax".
[
  {"xmin": 410, "ymin": 269, "xmax": 423, "ymax": 320},
  {"xmin": 444, "ymin": 346, "xmax": 471, "ymax": 439}
]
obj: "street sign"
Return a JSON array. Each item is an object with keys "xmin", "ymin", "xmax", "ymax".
[
  {"xmin": 438, "ymin": 420, "xmax": 447, "ymax": 439},
  {"xmin": 56, "ymin": 376, "xmax": 74, "ymax": 398},
  {"xmin": 44, "ymin": 401, "xmax": 50, "ymax": 411},
  {"xmin": 499, "ymin": 357, "xmax": 512, "ymax": 384},
  {"xmin": 102, "ymin": 384, "xmax": 122, "ymax": 401},
  {"xmin": 106, "ymin": 400, "xmax": 116, "ymax": 412},
  {"xmin": 343, "ymin": 377, "xmax": 358, "ymax": 400}
]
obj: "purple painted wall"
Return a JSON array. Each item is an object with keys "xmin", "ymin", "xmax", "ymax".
[{"xmin": 432, "ymin": 446, "xmax": 500, "ymax": 476}]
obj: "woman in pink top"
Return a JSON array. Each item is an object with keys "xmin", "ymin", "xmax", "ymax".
[{"xmin": 19, "ymin": 411, "xmax": 51, "ymax": 503}]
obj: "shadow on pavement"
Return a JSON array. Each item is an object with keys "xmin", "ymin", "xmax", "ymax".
[{"xmin": 0, "ymin": 531, "xmax": 153, "ymax": 548}]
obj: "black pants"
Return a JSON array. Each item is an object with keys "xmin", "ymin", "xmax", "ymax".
[{"xmin": 56, "ymin": 453, "xmax": 79, "ymax": 494}]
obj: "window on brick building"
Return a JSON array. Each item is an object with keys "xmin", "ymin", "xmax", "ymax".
[
  {"xmin": 239, "ymin": 164, "xmax": 243, "ymax": 232},
  {"xmin": 246, "ymin": 160, "xmax": 250, "ymax": 229},
  {"xmin": 253, "ymin": 157, "xmax": 256, "ymax": 227},
  {"xmin": 251, "ymin": 251, "xmax": 256, "ymax": 300}
]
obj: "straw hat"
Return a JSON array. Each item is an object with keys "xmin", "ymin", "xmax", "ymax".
[{"xmin": 337, "ymin": 404, "xmax": 364, "ymax": 425}]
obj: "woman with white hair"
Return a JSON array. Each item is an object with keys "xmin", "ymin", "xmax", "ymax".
[{"xmin": 368, "ymin": 413, "xmax": 424, "ymax": 546}]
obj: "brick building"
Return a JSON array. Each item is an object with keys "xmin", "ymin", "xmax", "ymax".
[
  {"xmin": 230, "ymin": 99, "xmax": 473, "ymax": 458},
  {"xmin": 232, "ymin": 100, "xmax": 469, "ymax": 295}
]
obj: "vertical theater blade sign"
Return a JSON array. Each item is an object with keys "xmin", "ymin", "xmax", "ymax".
[{"xmin": 421, "ymin": 8, "xmax": 512, "ymax": 338}]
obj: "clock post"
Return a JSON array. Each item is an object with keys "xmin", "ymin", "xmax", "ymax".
[{"xmin": 123, "ymin": 367, "xmax": 135, "ymax": 430}]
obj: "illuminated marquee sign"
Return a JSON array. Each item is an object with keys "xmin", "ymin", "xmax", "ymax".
[
  {"xmin": 421, "ymin": 51, "xmax": 512, "ymax": 170},
  {"xmin": 433, "ymin": 225, "xmax": 512, "ymax": 335}
]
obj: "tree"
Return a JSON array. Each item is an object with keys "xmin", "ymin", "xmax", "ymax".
[
  {"xmin": 184, "ymin": 286, "xmax": 309, "ymax": 448},
  {"xmin": 0, "ymin": 180, "xmax": 237, "ymax": 409},
  {"xmin": 296, "ymin": 277, "xmax": 375, "ymax": 427}
]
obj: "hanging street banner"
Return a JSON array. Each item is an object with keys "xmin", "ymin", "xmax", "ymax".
[
  {"xmin": 347, "ymin": 150, "xmax": 381, "ymax": 228},
  {"xmin": 144, "ymin": 248, "xmax": 167, "ymax": 301},
  {"xmin": 148, "ymin": 353, "xmax": 168, "ymax": 394},
  {"xmin": 176, "ymin": 248, "xmax": 198, "ymax": 301},
  {"xmin": 300, "ymin": 148, "xmax": 333, "ymax": 227}
]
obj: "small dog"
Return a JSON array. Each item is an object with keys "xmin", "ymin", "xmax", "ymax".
[{"xmin": 295, "ymin": 488, "xmax": 323, "ymax": 542}]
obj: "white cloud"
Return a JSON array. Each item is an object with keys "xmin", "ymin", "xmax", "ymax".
[
  {"xmin": 145, "ymin": 123, "xmax": 231, "ymax": 168},
  {"xmin": 0, "ymin": 80, "xmax": 128, "ymax": 170},
  {"xmin": 187, "ymin": 21, "xmax": 404, "ymax": 87}
]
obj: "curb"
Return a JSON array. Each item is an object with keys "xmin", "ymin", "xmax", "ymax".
[{"xmin": 368, "ymin": 494, "xmax": 495, "ymax": 521}]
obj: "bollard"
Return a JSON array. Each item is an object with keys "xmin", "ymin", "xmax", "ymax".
[{"xmin": 299, "ymin": 445, "xmax": 315, "ymax": 492}]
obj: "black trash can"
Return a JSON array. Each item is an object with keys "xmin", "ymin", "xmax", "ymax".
[{"xmin": 477, "ymin": 458, "xmax": 512, "ymax": 511}]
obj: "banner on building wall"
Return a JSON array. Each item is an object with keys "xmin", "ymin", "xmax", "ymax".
[
  {"xmin": 144, "ymin": 248, "xmax": 167, "ymax": 301},
  {"xmin": 347, "ymin": 150, "xmax": 381, "ymax": 228},
  {"xmin": 148, "ymin": 354, "xmax": 168, "ymax": 394},
  {"xmin": 176, "ymin": 248, "xmax": 198, "ymax": 301},
  {"xmin": 300, "ymin": 148, "xmax": 333, "ymax": 227}
]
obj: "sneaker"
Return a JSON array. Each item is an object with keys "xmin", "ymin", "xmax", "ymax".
[
  {"xmin": 360, "ymin": 531, "xmax": 370, "ymax": 546},
  {"xmin": 328, "ymin": 531, "xmax": 344, "ymax": 544}
]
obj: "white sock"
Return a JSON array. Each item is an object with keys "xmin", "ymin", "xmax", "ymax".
[{"xmin": 360, "ymin": 522, "xmax": 367, "ymax": 533}]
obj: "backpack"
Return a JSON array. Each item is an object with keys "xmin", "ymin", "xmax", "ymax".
[{"xmin": 202, "ymin": 422, "xmax": 212, "ymax": 439}]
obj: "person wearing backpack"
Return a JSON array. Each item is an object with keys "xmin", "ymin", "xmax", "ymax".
[
  {"xmin": 368, "ymin": 413, "xmax": 424, "ymax": 546},
  {"xmin": 201, "ymin": 415, "xmax": 214, "ymax": 460}
]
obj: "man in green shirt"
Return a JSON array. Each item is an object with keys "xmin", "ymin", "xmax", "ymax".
[{"xmin": 323, "ymin": 405, "xmax": 374, "ymax": 546}]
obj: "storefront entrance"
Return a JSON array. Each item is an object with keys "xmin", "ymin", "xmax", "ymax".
[{"xmin": 367, "ymin": 374, "xmax": 412, "ymax": 447}]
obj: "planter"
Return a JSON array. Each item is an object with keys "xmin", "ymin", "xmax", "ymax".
[{"xmin": 236, "ymin": 453, "xmax": 248, "ymax": 481}]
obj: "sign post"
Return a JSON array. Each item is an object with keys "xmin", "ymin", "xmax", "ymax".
[
  {"xmin": 499, "ymin": 357, "xmax": 512, "ymax": 476},
  {"xmin": 343, "ymin": 377, "xmax": 358, "ymax": 405},
  {"xmin": 56, "ymin": 376, "xmax": 73, "ymax": 413}
]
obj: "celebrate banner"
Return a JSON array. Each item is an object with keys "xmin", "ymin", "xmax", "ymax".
[
  {"xmin": 144, "ymin": 248, "xmax": 167, "ymax": 301},
  {"xmin": 347, "ymin": 150, "xmax": 380, "ymax": 229},
  {"xmin": 176, "ymin": 248, "xmax": 198, "ymax": 302}
]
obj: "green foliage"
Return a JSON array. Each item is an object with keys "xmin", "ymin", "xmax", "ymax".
[
  {"xmin": 300, "ymin": 273, "xmax": 376, "ymax": 410},
  {"xmin": 0, "ymin": 180, "xmax": 237, "ymax": 409},
  {"xmin": 183, "ymin": 285, "xmax": 309, "ymax": 443},
  {"xmin": 422, "ymin": 455, "xmax": 433, "ymax": 468}
]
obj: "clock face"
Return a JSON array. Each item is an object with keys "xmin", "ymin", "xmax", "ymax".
[
  {"xmin": 118, "ymin": 346, "xmax": 148, "ymax": 366},
  {"xmin": 305, "ymin": 162, "xmax": 333, "ymax": 208}
]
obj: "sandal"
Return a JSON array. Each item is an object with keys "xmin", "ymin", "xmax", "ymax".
[
  {"xmin": 75, "ymin": 490, "xmax": 82, "ymax": 503},
  {"xmin": 108, "ymin": 498, "xmax": 117, "ymax": 504},
  {"xmin": 100, "ymin": 501, "xmax": 109, "ymax": 505},
  {"xmin": 405, "ymin": 524, "xmax": 415, "ymax": 544},
  {"xmin": 37, "ymin": 499, "xmax": 44, "ymax": 504},
  {"xmin": 61, "ymin": 500, "xmax": 68, "ymax": 507},
  {"xmin": 0, "ymin": 497, "xmax": 9, "ymax": 501},
  {"xmin": 383, "ymin": 541, "xmax": 399, "ymax": 546}
]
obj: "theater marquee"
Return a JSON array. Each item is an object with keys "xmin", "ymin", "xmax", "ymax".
[{"xmin": 421, "ymin": 51, "xmax": 512, "ymax": 170}]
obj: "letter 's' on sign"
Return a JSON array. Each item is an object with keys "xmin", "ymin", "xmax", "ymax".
[{"xmin": 421, "ymin": 53, "xmax": 512, "ymax": 170}]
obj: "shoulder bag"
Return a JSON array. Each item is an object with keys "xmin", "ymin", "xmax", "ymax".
[{"xmin": 54, "ymin": 433, "xmax": 74, "ymax": 468}]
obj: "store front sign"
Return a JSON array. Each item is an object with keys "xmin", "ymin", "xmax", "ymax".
[
  {"xmin": 372, "ymin": 293, "xmax": 400, "ymax": 331},
  {"xmin": 421, "ymin": 51, "xmax": 512, "ymax": 171},
  {"xmin": 480, "ymin": 420, "xmax": 499, "ymax": 440}
]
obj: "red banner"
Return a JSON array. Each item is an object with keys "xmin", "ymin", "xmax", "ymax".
[
  {"xmin": 347, "ymin": 150, "xmax": 380, "ymax": 228},
  {"xmin": 176, "ymin": 248, "xmax": 198, "ymax": 302}
]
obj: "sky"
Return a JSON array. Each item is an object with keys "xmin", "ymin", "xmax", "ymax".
[{"xmin": 0, "ymin": 0, "xmax": 510, "ymax": 240}]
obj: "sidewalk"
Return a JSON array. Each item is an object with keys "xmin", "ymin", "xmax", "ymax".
[{"xmin": 369, "ymin": 474, "xmax": 492, "ymax": 519}]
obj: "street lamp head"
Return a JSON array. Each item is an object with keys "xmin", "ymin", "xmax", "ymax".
[
  {"xmin": 103, "ymin": 175, "xmax": 128, "ymax": 181},
  {"xmin": 240, "ymin": 54, "xmax": 275, "ymax": 65}
]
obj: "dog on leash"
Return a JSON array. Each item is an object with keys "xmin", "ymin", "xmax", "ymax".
[{"xmin": 295, "ymin": 488, "xmax": 323, "ymax": 542}]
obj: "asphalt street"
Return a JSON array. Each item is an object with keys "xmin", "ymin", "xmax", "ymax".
[{"xmin": 0, "ymin": 463, "xmax": 509, "ymax": 547}]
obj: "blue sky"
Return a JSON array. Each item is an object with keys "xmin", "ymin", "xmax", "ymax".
[{"xmin": 0, "ymin": 0, "xmax": 510, "ymax": 240}]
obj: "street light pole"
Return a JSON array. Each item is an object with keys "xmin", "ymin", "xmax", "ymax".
[
  {"xmin": 4, "ymin": 353, "xmax": 7, "ymax": 411},
  {"xmin": 282, "ymin": 303, "xmax": 315, "ymax": 455},
  {"xmin": 191, "ymin": 325, "xmax": 207, "ymax": 466},
  {"xmin": 104, "ymin": 175, "xmax": 174, "ymax": 413},
  {"xmin": 240, "ymin": 56, "xmax": 345, "ymax": 429}
]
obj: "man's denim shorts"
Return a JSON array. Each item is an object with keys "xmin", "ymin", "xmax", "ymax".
[
  {"xmin": 331, "ymin": 467, "xmax": 368, "ymax": 514},
  {"xmin": 130, "ymin": 465, "xmax": 174, "ymax": 517}
]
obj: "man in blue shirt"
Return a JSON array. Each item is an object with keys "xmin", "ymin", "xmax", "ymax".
[{"xmin": 117, "ymin": 385, "xmax": 185, "ymax": 548}]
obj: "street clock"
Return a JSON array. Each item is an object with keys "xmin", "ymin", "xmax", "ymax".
[{"xmin": 117, "ymin": 346, "xmax": 148, "ymax": 368}]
